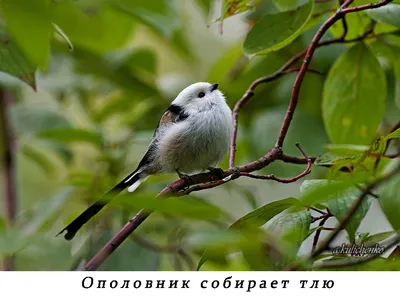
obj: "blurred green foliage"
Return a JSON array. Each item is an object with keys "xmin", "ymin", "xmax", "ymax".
[{"xmin": 0, "ymin": 0, "xmax": 400, "ymax": 271}]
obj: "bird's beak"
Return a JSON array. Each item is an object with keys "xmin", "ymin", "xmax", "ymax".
[{"xmin": 210, "ymin": 83, "xmax": 219, "ymax": 92}]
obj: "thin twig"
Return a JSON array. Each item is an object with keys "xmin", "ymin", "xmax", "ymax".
[{"xmin": 240, "ymin": 144, "xmax": 312, "ymax": 183}]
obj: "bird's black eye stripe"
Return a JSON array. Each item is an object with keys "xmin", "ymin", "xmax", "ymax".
[{"xmin": 198, "ymin": 92, "xmax": 205, "ymax": 98}]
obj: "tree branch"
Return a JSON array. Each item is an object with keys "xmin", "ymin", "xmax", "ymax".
[{"xmin": 0, "ymin": 89, "xmax": 17, "ymax": 271}]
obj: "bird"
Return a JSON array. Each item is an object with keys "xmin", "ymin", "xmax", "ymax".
[{"xmin": 57, "ymin": 82, "xmax": 233, "ymax": 240}]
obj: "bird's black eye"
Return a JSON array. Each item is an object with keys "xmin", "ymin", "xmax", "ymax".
[{"xmin": 198, "ymin": 92, "xmax": 205, "ymax": 98}]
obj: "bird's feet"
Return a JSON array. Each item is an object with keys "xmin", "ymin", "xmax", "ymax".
[
  {"xmin": 176, "ymin": 169, "xmax": 193, "ymax": 185},
  {"xmin": 207, "ymin": 167, "xmax": 225, "ymax": 180}
]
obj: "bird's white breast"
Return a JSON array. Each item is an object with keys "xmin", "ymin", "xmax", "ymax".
[{"xmin": 158, "ymin": 103, "xmax": 233, "ymax": 174}]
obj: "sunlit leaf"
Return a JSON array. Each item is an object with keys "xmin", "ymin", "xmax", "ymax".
[
  {"xmin": 0, "ymin": 0, "xmax": 52, "ymax": 68},
  {"xmin": 366, "ymin": 4, "xmax": 400, "ymax": 29},
  {"xmin": 37, "ymin": 127, "xmax": 103, "ymax": 146},
  {"xmin": 243, "ymin": 0, "xmax": 313, "ymax": 56},
  {"xmin": 322, "ymin": 43, "xmax": 386, "ymax": 145},
  {"xmin": 379, "ymin": 175, "xmax": 400, "ymax": 231}
]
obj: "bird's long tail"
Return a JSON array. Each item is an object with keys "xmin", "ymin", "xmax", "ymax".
[{"xmin": 57, "ymin": 170, "xmax": 147, "ymax": 240}]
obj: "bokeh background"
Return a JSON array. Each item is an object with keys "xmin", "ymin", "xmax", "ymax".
[{"xmin": 0, "ymin": 0, "xmax": 399, "ymax": 271}]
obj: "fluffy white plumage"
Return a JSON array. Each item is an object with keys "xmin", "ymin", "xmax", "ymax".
[{"xmin": 58, "ymin": 82, "xmax": 233, "ymax": 240}]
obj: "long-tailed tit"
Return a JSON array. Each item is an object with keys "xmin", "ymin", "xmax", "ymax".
[{"xmin": 58, "ymin": 82, "xmax": 233, "ymax": 240}]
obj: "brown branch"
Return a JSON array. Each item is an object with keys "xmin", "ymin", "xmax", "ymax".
[
  {"xmin": 312, "ymin": 218, "xmax": 330, "ymax": 253},
  {"xmin": 0, "ymin": 89, "xmax": 17, "ymax": 271},
  {"xmin": 229, "ymin": 68, "xmax": 318, "ymax": 168},
  {"xmin": 82, "ymin": 0, "xmax": 394, "ymax": 271},
  {"xmin": 275, "ymin": 0, "xmax": 356, "ymax": 148},
  {"xmin": 240, "ymin": 144, "xmax": 312, "ymax": 183}
]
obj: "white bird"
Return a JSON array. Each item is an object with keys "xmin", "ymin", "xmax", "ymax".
[{"xmin": 58, "ymin": 82, "xmax": 233, "ymax": 240}]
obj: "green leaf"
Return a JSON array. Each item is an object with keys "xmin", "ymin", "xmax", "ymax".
[
  {"xmin": 195, "ymin": 0, "xmax": 213, "ymax": 15},
  {"xmin": 229, "ymin": 197, "xmax": 300, "ymax": 229},
  {"xmin": 366, "ymin": 4, "xmax": 400, "ymax": 29},
  {"xmin": 37, "ymin": 127, "xmax": 103, "ymax": 146},
  {"xmin": 114, "ymin": 0, "xmax": 181, "ymax": 38},
  {"xmin": 0, "ymin": 0, "xmax": 52, "ymax": 68},
  {"xmin": 322, "ymin": 43, "xmax": 386, "ymax": 145},
  {"xmin": 89, "ymin": 230, "xmax": 160, "ymax": 271},
  {"xmin": 112, "ymin": 192, "xmax": 223, "ymax": 220},
  {"xmin": 325, "ymin": 189, "xmax": 372, "ymax": 243},
  {"xmin": 301, "ymin": 179, "xmax": 373, "ymax": 243},
  {"xmin": 125, "ymin": 48, "xmax": 157, "ymax": 75},
  {"xmin": 220, "ymin": 0, "xmax": 254, "ymax": 21},
  {"xmin": 23, "ymin": 186, "xmax": 76, "ymax": 234},
  {"xmin": 10, "ymin": 103, "xmax": 70, "ymax": 135},
  {"xmin": 243, "ymin": 0, "xmax": 314, "ymax": 56},
  {"xmin": 267, "ymin": 210, "xmax": 311, "ymax": 266},
  {"xmin": 298, "ymin": 179, "xmax": 357, "ymax": 207},
  {"xmin": 0, "ymin": 31, "xmax": 36, "ymax": 89},
  {"xmin": 196, "ymin": 197, "xmax": 298, "ymax": 270},
  {"xmin": 363, "ymin": 231, "xmax": 395, "ymax": 246},
  {"xmin": 329, "ymin": 12, "xmax": 371, "ymax": 41},
  {"xmin": 379, "ymin": 175, "xmax": 400, "ymax": 231},
  {"xmin": 72, "ymin": 48, "xmax": 159, "ymax": 97},
  {"xmin": 273, "ymin": 0, "xmax": 303, "ymax": 11},
  {"xmin": 394, "ymin": 59, "xmax": 400, "ymax": 109},
  {"xmin": 323, "ymin": 144, "xmax": 369, "ymax": 156},
  {"xmin": 20, "ymin": 142, "xmax": 60, "ymax": 176},
  {"xmin": 0, "ymin": 227, "xmax": 35, "ymax": 256},
  {"xmin": 51, "ymin": 2, "xmax": 134, "ymax": 53},
  {"xmin": 195, "ymin": 228, "xmax": 261, "ymax": 271}
]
